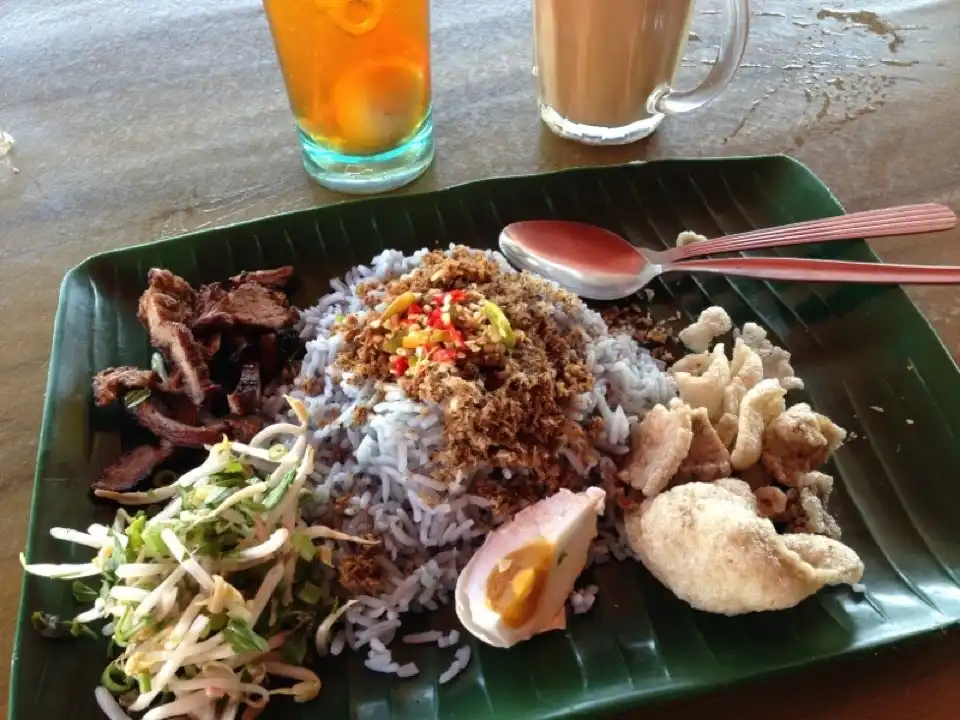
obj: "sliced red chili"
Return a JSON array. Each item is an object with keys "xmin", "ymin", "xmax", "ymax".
[
  {"xmin": 427, "ymin": 308, "xmax": 446, "ymax": 329},
  {"xmin": 407, "ymin": 303, "xmax": 423, "ymax": 317},
  {"xmin": 446, "ymin": 326, "xmax": 465, "ymax": 348},
  {"xmin": 392, "ymin": 356, "xmax": 410, "ymax": 376},
  {"xmin": 443, "ymin": 290, "xmax": 467, "ymax": 304}
]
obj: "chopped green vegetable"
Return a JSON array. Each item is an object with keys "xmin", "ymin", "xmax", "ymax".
[
  {"xmin": 31, "ymin": 611, "xmax": 97, "ymax": 640},
  {"xmin": 124, "ymin": 388, "xmax": 151, "ymax": 409},
  {"xmin": 291, "ymin": 532, "xmax": 316, "ymax": 562},
  {"xmin": 71, "ymin": 580, "xmax": 98, "ymax": 603},
  {"xmin": 383, "ymin": 329, "xmax": 407, "ymax": 352},
  {"xmin": 273, "ymin": 603, "xmax": 316, "ymax": 630},
  {"xmin": 482, "ymin": 301, "xmax": 515, "ymax": 348},
  {"xmin": 268, "ymin": 444, "xmax": 287, "ymax": 462},
  {"xmin": 203, "ymin": 486, "xmax": 234, "ymax": 507},
  {"xmin": 208, "ymin": 613, "xmax": 229, "ymax": 633},
  {"xmin": 208, "ymin": 459, "xmax": 249, "ymax": 488},
  {"xmin": 281, "ymin": 628, "xmax": 309, "ymax": 665},
  {"xmin": 112, "ymin": 607, "xmax": 151, "ymax": 647},
  {"xmin": 262, "ymin": 469, "xmax": 297, "ymax": 510},
  {"xmin": 141, "ymin": 525, "xmax": 167, "ymax": 559},
  {"xmin": 223, "ymin": 618, "xmax": 270, "ymax": 654},
  {"xmin": 101, "ymin": 663, "xmax": 135, "ymax": 695},
  {"xmin": 199, "ymin": 529, "xmax": 243, "ymax": 557},
  {"xmin": 221, "ymin": 457, "xmax": 247, "ymax": 475},
  {"xmin": 296, "ymin": 581, "xmax": 323, "ymax": 606},
  {"xmin": 98, "ymin": 533, "xmax": 125, "ymax": 577},
  {"xmin": 125, "ymin": 512, "xmax": 147, "ymax": 555},
  {"xmin": 150, "ymin": 352, "xmax": 169, "ymax": 384},
  {"xmin": 137, "ymin": 674, "xmax": 152, "ymax": 694}
]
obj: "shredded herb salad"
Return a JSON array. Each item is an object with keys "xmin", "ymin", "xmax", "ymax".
[{"xmin": 21, "ymin": 397, "xmax": 372, "ymax": 720}]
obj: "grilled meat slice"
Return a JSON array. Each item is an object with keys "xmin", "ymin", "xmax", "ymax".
[
  {"xmin": 257, "ymin": 333, "xmax": 278, "ymax": 378},
  {"xmin": 137, "ymin": 269, "xmax": 216, "ymax": 405},
  {"xmin": 200, "ymin": 333, "xmax": 222, "ymax": 361},
  {"xmin": 93, "ymin": 366, "xmax": 158, "ymax": 407},
  {"xmin": 93, "ymin": 442, "xmax": 174, "ymax": 492},
  {"xmin": 134, "ymin": 398, "xmax": 228, "ymax": 448},
  {"xmin": 193, "ymin": 282, "xmax": 298, "ymax": 332},
  {"xmin": 229, "ymin": 266, "xmax": 294, "ymax": 289},
  {"xmin": 162, "ymin": 392, "xmax": 201, "ymax": 426},
  {"xmin": 228, "ymin": 363, "xmax": 261, "ymax": 416}
]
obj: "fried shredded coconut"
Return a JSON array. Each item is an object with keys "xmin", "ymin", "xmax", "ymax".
[
  {"xmin": 337, "ymin": 543, "xmax": 385, "ymax": 596},
  {"xmin": 338, "ymin": 248, "xmax": 596, "ymax": 485},
  {"xmin": 601, "ymin": 304, "xmax": 679, "ymax": 355}
]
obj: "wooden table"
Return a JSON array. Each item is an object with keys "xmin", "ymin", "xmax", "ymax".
[{"xmin": 3, "ymin": 0, "xmax": 959, "ymax": 717}]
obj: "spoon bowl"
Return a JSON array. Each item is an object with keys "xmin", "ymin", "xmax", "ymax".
[
  {"xmin": 498, "ymin": 220, "xmax": 651, "ymax": 300},
  {"xmin": 499, "ymin": 204, "xmax": 959, "ymax": 300}
]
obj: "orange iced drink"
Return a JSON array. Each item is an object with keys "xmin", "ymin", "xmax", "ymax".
[{"xmin": 263, "ymin": 0, "xmax": 431, "ymax": 157}]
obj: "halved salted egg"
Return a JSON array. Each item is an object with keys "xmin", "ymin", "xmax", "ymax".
[{"xmin": 455, "ymin": 487, "xmax": 606, "ymax": 648}]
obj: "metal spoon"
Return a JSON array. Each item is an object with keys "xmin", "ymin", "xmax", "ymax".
[{"xmin": 498, "ymin": 204, "xmax": 958, "ymax": 300}]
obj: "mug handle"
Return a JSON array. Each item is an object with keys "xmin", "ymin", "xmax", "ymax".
[{"xmin": 648, "ymin": 0, "xmax": 751, "ymax": 115}]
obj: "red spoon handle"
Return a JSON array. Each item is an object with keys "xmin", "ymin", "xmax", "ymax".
[
  {"xmin": 669, "ymin": 255, "xmax": 960, "ymax": 284},
  {"xmin": 667, "ymin": 204, "xmax": 957, "ymax": 262}
]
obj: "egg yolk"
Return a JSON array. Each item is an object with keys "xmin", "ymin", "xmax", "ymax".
[
  {"xmin": 485, "ymin": 540, "xmax": 555, "ymax": 628},
  {"xmin": 332, "ymin": 56, "xmax": 427, "ymax": 154}
]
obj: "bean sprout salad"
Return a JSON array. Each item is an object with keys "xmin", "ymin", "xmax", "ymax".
[{"xmin": 21, "ymin": 397, "xmax": 369, "ymax": 720}]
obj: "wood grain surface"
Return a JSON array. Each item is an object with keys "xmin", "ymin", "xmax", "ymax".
[{"xmin": 2, "ymin": 0, "xmax": 959, "ymax": 717}]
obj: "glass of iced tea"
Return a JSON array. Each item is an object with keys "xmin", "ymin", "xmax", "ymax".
[{"xmin": 262, "ymin": 0, "xmax": 434, "ymax": 194}]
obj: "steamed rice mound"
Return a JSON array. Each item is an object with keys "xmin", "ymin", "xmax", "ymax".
[
  {"xmin": 289, "ymin": 245, "xmax": 674, "ymax": 664},
  {"xmin": 339, "ymin": 246, "xmax": 599, "ymax": 489}
]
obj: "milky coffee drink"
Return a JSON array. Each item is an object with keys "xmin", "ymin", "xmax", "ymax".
[{"xmin": 534, "ymin": 0, "xmax": 695, "ymax": 144}]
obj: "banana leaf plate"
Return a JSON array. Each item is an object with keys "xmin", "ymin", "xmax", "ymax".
[{"xmin": 12, "ymin": 155, "xmax": 960, "ymax": 719}]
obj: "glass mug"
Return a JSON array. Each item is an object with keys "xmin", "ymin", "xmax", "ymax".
[
  {"xmin": 533, "ymin": 0, "xmax": 750, "ymax": 145},
  {"xmin": 262, "ymin": 0, "xmax": 434, "ymax": 194}
]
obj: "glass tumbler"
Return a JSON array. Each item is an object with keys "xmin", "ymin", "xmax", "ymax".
[
  {"xmin": 263, "ymin": 0, "xmax": 434, "ymax": 194},
  {"xmin": 533, "ymin": 0, "xmax": 750, "ymax": 145}
]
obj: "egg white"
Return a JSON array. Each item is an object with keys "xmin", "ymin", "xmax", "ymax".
[{"xmin": 455, "ymin": 487, "xmax": 606, "ymax": 648}]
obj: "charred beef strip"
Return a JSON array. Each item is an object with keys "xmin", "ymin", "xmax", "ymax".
[
  {"xmin": 91, "ymin": 266, "xmax": 300, "ymax": 493},
  {"xmin": 94, "ymin": 442, "xmax": 174, "ymax": 492},
  {"xmin": 230, "ymin": 266, "xmax": 294, "ymax": 289},
  {"xmin": 228, "ymin": 363, "xmax": 261, "ymax": 416},
  {"xmin": 137, "ymin": 269, "xmax": 217, "ymax": 405},
  {"xmin": 93, "ymin": 367, "xmax": 158, "ymax": 407},
  {"xmin": 134, "ymin": 398, "xmax": 228, "ymax": 448},
  {"xmin": 254, "ymin": 330, "xmax": 302, "ymax": 380},
  {"xmin": 257, "ymin": 333, "xmax": 278, "ymax": 378},
  {"xmin": 163, "ymin": 392, "xmax": 201, "ymax": 426},
  {"xmin": 193, "ymin": 282, "xmax": 299, "ymax": 332},
  {"xmin": 200, "ymin": 333, "xmax": 222, "ymax": 361}
]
